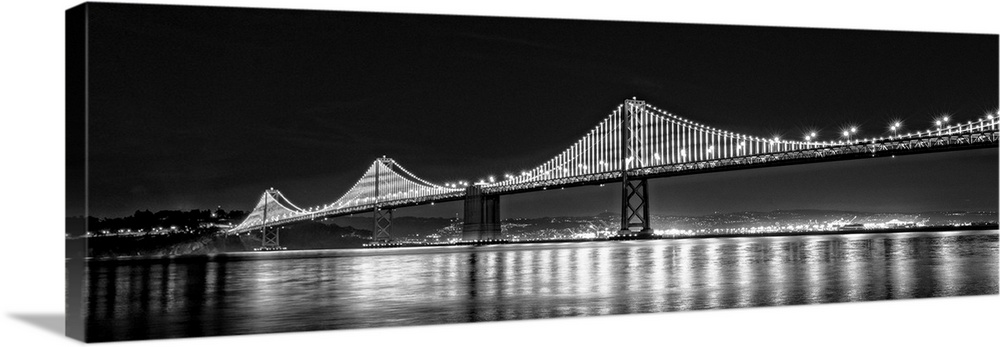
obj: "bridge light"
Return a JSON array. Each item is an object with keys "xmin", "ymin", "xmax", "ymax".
[{"xmin": 489, "ymin": 176, "xmax": 495, "ymax": 183}]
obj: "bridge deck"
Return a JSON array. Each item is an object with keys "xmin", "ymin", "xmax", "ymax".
[
  {"xmin": 229, "ymin": 129, "xmax": 997, "ymax": 234},
  {"xmin": 485, "ymin": 129, "xmax": 999, "ymax": 195}
]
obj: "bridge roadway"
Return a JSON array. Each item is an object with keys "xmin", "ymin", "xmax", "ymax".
[
  {"xmin": 486, "ymin": 128, "xmax": 999, "ymax": 195},
  {"xmin": 233, "ymin": 127, "xmax": 998, "ymax": 233}
]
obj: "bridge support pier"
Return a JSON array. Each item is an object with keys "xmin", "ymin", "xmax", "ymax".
[
  {"xmin": 373, "ymin": 208, "xmax": 393, "ymax": 242},
  {"xmin": 462, "ymin": 186, "xmax": 501, "ymax": 241},
  {"xmin": 261, "ymin": 225, "xmax": 281, "ymax": 249},
  {"xmin": 620, "ymin": 179, "xmax": 653, "ymax": 235}
]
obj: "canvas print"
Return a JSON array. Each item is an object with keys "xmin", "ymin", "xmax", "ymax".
[{"xmin": 65, "ymin": 2, "xmax": 999, "ymax": 342}]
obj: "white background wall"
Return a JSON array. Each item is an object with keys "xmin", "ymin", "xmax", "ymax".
[{"xmin": 1, "ymin": 1, "xmax": 997, "ymax": 346}]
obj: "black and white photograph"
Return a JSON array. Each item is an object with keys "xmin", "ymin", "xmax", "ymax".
[{"xmin": 3, "ymin": 1, "xmax": 1000, "ymax": 346}]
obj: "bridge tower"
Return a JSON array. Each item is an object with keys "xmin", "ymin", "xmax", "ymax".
[
  {"xmin": 620, "ymin": 98, "xmax": 653, "ymax": 235},
  {"xmin": 462, "ymin": 185, "xmax": 501, "ymax": 241},
  {"xmin": 372, "ymin": 157, "xmax": 394, "ymax": 242},
  {"xmin": 260, "ymin": 189, "xmax": 281, "ymax": 249}
]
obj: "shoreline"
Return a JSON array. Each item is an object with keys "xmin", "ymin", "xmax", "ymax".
[
  {"xmin": 79, "ymin": 224, "xmax": 998, "ymax": 263},
  {"xmin": 366, "ymin": 223, "xmax": 999, "ymax": 247}
]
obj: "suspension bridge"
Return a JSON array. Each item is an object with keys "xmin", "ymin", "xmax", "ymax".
[{"xmin": 229, "ymin": 98, "xmax": 1000, "ymax": 249}]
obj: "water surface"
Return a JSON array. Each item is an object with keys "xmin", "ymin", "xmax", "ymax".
[{"xmin": 85, "ymin": 230, "xmax": 999, "ymax": 341}]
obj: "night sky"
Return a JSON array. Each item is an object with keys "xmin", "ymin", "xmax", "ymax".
[{"xmin": 83, "ymin": 3, "xmax": 998, "ymax": 218}]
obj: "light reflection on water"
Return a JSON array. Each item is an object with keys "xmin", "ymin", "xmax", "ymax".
[{"xmin": 85, "ymin": 230, "xmax": 999, "ymax": 342}]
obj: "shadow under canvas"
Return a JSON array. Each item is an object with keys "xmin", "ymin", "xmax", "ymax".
[{"xmin": 9, "ymin": 313, "xmax": 65, "ymax": 336}]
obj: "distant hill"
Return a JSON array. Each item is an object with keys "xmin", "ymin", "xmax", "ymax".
[
  {"xmin": 322, "ymin": 210, "xmax": 998, "ymax": 241},
  {"xmin": 261, "ymin": 221, "xmax": 367, "ymax": 250},
  {"xmin": 653, "ymin": 209, "xmax": 998, "ymax": 230},
  {"xmin": 71, "ymin": 209, "xmax": 997, "ymax": 258},
  {"xmin": 73, "ymin": 221, "xmax": 367, "ymax": 259},
  {"xmin": 328, "ymin": 216, "xmax": 459, "ymax": 239}
]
